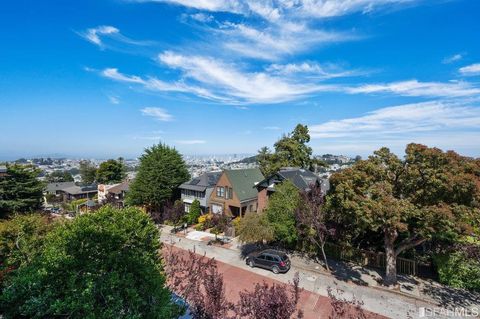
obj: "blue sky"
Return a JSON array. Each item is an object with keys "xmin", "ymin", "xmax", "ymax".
[{"xmin": 1, "ymin": 0, "xmax": 480, "ymax": 159}]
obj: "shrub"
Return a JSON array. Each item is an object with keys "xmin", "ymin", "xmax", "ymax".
[
  {"xmin": 434, "ymin": 252, "xmax": 480, "ymax": 292},
  {"xmin": 186, "ymin": 199, "xmax": 201, "ymax": 225},
  {"xmin": 238, "ymin": 212, "xmax": 274, "ymax": 244}
]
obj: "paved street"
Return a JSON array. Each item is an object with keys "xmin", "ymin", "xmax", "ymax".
[{"xmin": 160, "ymin": 228, "xmax": 436, "ymax": 319}]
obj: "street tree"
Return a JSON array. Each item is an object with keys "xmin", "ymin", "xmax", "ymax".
[
  {"xmin": 295, "ymin": 184, "xmax": 335, "ymax": 271},
  {"xmin": 326, "ymin": 144, "xmax": 478, "ymax": 285},
  {"xmin": 126, "ymin": 143, "xmax": 190, "ymax": 213},
  {"xmin": 0, "ymin": 206, "xmax": 180, "ymax": 318},
  {"xmin": 0, "ymin": 164, "xmax": 44, "ymax": 218},
  {"xmin": 96, "ymin": 158, "xmax": 126, "ymax": 184}
]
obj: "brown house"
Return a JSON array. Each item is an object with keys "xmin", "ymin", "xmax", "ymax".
[{"xmin": 209, "ymin": 168, "xmax": 264, "ymax": 218}]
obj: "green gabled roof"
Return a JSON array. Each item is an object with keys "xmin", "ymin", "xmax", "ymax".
[{"xmin": 225, "ymin": 168, "xmax": 264, "ymax": 202}]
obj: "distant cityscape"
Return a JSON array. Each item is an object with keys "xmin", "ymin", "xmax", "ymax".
[{"xmin": 5, "ymin": 153, "xmax": 359, "ymax": 183}]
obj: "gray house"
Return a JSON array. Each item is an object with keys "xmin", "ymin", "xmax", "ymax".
[{"xmin": 179, "ymin": 171, "xmax": 222, "ymax": 214}]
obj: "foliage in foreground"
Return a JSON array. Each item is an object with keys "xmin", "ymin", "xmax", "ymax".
[
  {"xmin": 163, "ymin": 246, "xmax": 303, "ymax": 319},
  {"xmin": 434, "ymin": 251, "xmax": 480, "ymax": 292},
  {"xmin": 0, "ymin": 214, "xmax": 54, "ymax": 282},
  {"xmin": 0, "ymin": 206, "xmax": 180, "ymax": 319}
]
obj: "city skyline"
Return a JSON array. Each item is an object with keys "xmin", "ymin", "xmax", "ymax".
[{"xmin": 1, "ymin": 0, "xmax": 480, "ymax": 159}]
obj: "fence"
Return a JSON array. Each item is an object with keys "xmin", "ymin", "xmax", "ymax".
[{"xmin": 324, "ymin": 242, "xmax": 435, "ymax": 278}]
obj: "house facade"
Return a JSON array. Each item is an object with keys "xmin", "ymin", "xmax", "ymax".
[
  {"xmin": 179, "ymin": 171, "xmax": 221, "ymax": 213},
  {"xmin": 256, "ymin": 167, "xmax": 330, "ymax": 212},
  {"xmin": 209, "ymin": 168, "xmax": 264, "ymax": 217},
  {"xmin": 98, "ymin": 181, "xmax": 129, "ymax": 207},
  {"xmin": 0, "ymin": 165, "xmax": 7, "ymax": 178},
  {"xmin": 58, "ymin": 184, "xmax": 98, "ymax": 201}
]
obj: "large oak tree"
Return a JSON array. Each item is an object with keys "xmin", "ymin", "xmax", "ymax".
[{"xmin": 326, "ymin": 144, "xmax": 479, "ymax": 285}]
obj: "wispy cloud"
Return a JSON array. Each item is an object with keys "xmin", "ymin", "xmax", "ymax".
[
  {"xmin": 157, "ymin": 51, "xmax": 336, "ymax": 103},
  {"xmin": 108, "ymin": 95, "xmax": 120, "ymax": 104},
  {"xmin": 142, "ymin": 0, "xmax": 417, "ymax": 19},
  {"xmin": 175, "ymin": 140, "xmax": 206, "ymax": 145},
  {"xmin": 140, "ymin": 107, "xmax": 174, "ymax": 121},
  {"xmin": 309, "ymin": 101, "xmax": 480, "ymax": 139},
  {"xmin": 263, "ymin": 126, "xmax": 281, "ymax": 130},
  {"xmin": 80, "ymin": 25, "xmax": 119, "ymax": 46},
  {"xmin": 442, "ymin": 53, "xmax": 463, "ymax": 64},
  {"xmin": 266, "ymin": 62, "xmax": 361, "ymax": 79},
  {"xmin": 459, "ymin": 63, "xmax": 480, "ymax": 76},
  {"xmin": 348, "ymin": 80, "xmax": 480, "ymax": 98},
  {"xmin": 79, "ymin": 25, "xmax": 152, "ymax": 48}
]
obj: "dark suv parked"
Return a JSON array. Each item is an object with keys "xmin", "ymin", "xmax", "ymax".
[{"xmin": 245, "ymin": 249, "xmax": 290, "ymax": 274}]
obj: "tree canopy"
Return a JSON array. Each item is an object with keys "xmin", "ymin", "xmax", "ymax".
[
  {"xmin": 237, "ymin": 212, "xmax": 274, "ymax": 244},
  {"xmin": 258, "ymin": 124, "xmax": 324, "ymax": 176},
  {"xmin": 96, "ymin": 158, "xmax": 127, "ymax": 184},
  {"xmin": 79, "ymin": 160, "xmax": 97, "ymax": 184},
  {"xmin": 126, "ymin": 143, "xmax": 190, "ymax": 213},
  {"xmin": 326, "ymin": 144, "xmax": 479, "ymax": 285},
  {"xmin": 45, "ymin": 170, "xmax": 74, "ymax": 183},
  {"xmin": 0, "ymin": 164, "xmax": 44, "ymax": 218},
  {"xmin": 0, "ymin": 206, "xmax": 180, "ymax": 318},
  {"xmin": 265, "ymin": 181, "xmax": 301, "ymax": 247}
]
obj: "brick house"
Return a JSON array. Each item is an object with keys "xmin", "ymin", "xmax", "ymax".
[
  {"xmin": 209, "ymin": 168, "xmax": 264, "ymax": 218},
  {"xmin": 256, "ymin": 167, "xmax": 330, "ymax": 212}
]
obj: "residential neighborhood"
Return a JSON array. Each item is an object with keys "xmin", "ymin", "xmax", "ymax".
[{"xmin": 1, "ymin": 0, "xmax": 480, "ymax": 318}]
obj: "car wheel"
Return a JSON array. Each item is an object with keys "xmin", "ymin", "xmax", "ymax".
[
  {"xmin": 272, "ymin": 266, "xmax": 279, "ymax": 274},
  {"xmin": 248, "ymin": 260, "xmax": 255, "ymax": 268}
]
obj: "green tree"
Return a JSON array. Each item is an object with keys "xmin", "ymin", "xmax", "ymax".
[
  {"xmin": 0, "ymin": 164, "xmax": 45, "ymax": 218},
  {"xmin": 186, "ymin": 199, "xmax": 201, "ymax": 225},
  {"xmin": 45, "ymin": 170, "xmax": 74, "ymax": 182},
  {"xmin": 434, "ymin": 252, "xmax": 480, "ymax": 291},
  {"xmin": 96, "ymin": 158, "xmax": 126, "ymax": 184},
  {"xmin": 265, "ymin": 181, "xmax": 301, "ymax": 247},
  {"xmin": 126, "ymin": 143, "xmax": 190, "ymax": 212},
  {"xmin": 0, "ymin": 206, "xmax": 180, "ymax": 318},
  {"xmin": 258, "ymin": 124, "xmax": 324, "ymax": 176},
  {"xmin": 237, "ymin": 212, "xmax": 274, "ymax": 244},
  {"xmin": 326, "ymin": 144, "xmax": 478, "ymax": 285},
  {"xmin": 79, "ymin": 160, "xmax": 97, "ymax": 184},
  {"xmin": 0, "ymin": 214, "xmax": 54, "ymax": 278}
]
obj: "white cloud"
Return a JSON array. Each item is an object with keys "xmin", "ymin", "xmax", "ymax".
[
  {"xmin": 459, "ymin": 63, "xmax": 480, "ymax": 76},
  {"xmin": 266, "ymin": 62, "xmax": 359, "ymax": 79},
  {"xmin": 157, "ymin": 51, "xmax": 336, "ymax": 103},
  {"xmin": 189, "ymin": 13, "xmax": 214, "ymax": 22},
  {"xmin": 442, "ymin": 53, "xmax": 463, "ymax": 64},
  {"xmin": 142, "ymin": 0, "xmax": 417, "ymax": 19},
  {"xmin": 263, "ymin": 126, "xmax": 281, "ymax": 130},
  {"xmin": 175, "ymin": 140, "xmax": 206, "ymax": 145},
  {"xmin": 348, "ymin": 80, "xmax": 480, "ymax": 98},
  {"xmin": 309, "ymin": 101, "xmax": 480, "ymax": 139},
  {"xmin": 108, "ymin": 95, "xmax": 120, "ymax": 104},
  {"xmin": 140, "ymin": 107, "xmax": 174, "ymax": 121},
  {"xmin": 80, "ymin": 25, "xmax": 119, "ymax": 46}
]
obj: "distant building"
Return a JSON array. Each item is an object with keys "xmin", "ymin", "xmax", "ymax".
[
  {"xmin": 209, "ymin": 168, "xmax": 264, "ymax": 217},
  {"xmin": 45, "ymin": 182, "xmax": 76, "ymax": 195},
  {"xmin": 58, "ymin": 184, "xmax": 98, "ymax": 201},
  {"xmin": 256, "ymin": 167, "xmax": 330, "ymax": 212},
  {"xmin": 98, "ymin": 181, "xmax": 130, "ymax": 207},
  {"xmin": 179, "ymin": 171, "xmax": 221, "ymax": 213},
  {"xmin": 0, "ymin": 165, "xmax": 8, "ymax": 178}
]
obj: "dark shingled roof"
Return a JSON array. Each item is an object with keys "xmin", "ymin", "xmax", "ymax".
[
  {"xmin": 46, "ymin": 182, "xmax": 76, "ymax": 193},
  {"xmin": 107, "ymin": 181, "xmax": 130, "ymax": 194},
  {"xmin": 257, "ymin": 168, "xmax": 329, "ymax": 193},
  {"xmin": 61, "ymin": 185, "xmax": 98, "ymax": 195},
  {"xmin": 224, "ymin": 168, "xmax": 264, "ymax": 202},
  {"xmin": 179, "ymin": 171, "xmax": 222, "ymax": 192}
]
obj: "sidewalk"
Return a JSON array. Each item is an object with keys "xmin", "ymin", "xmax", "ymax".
[{"xmin": 160, "ymin": 225, "xmax": 480, "ymax": 319}]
